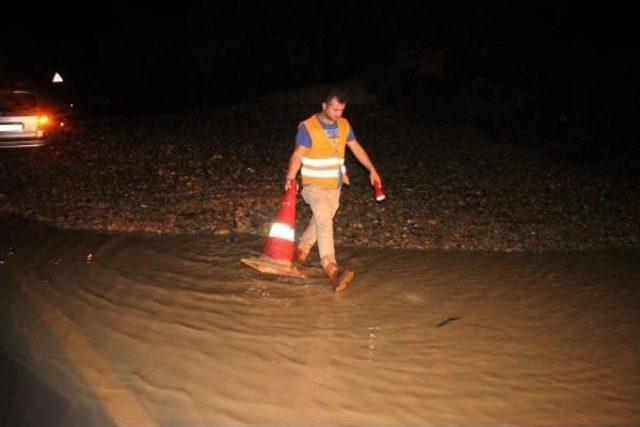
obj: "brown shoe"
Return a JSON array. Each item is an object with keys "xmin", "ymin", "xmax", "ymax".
[
  {"xmin": 322, "ymin": 262, "xmax": 355, "ymax": 292},
  {"xmin": 334, "ymin": 267, "xmax": 355, "ymax": 292},
  {"xmin": 296, "ymin": 244, "xmax": 312, "ymax": 264}
]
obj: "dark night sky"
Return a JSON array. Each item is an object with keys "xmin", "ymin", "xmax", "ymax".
[{"xmin": 1, "ymin": 2, "xmax": 636, "ymax": 110}]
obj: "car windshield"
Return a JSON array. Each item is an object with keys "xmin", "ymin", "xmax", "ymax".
[{"xmin": 0, "ymin": 92, "xmax": 38, "ymax": 113}]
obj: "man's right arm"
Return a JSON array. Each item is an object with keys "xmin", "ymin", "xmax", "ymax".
[
  {"xmin": 285, "ymin": 123, "xmax": 311, "ymax": 190},
  {"xmin": 285, "ymin": 144, "xmax": 306, "ymax": 186}
]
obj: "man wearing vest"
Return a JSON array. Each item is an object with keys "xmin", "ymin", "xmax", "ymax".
[{"xmin": 284, "ymin": 89, "xmax": 382, "ymax": 291}]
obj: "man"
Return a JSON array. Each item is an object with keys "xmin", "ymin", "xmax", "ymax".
[{"xmin": 284, "ymin": 88, "xmax": 382, "ymax": 291}]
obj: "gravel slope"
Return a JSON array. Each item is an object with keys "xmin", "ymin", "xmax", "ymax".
[{"xmin": 1, "ymin": 101, "xmax": 638, "ymax": 251}]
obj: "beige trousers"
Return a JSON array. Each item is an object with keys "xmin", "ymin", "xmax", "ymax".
[{"xmin": 299, "ymin": 185, "xmax": 341, "ymax": 263}]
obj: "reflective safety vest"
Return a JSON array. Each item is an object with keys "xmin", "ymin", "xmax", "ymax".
[{"xmin": 300, "ymin": 115, "xmax": 350, "ymax": 190}]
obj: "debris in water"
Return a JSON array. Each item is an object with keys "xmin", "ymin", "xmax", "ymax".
[{"xmin": 436, "ymin": 316, "xmax": 461, "ymax": 328}]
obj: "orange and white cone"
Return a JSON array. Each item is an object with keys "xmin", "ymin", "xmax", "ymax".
[{"xmin": 241, "ymin": 179, "xmax": 305, "ymax": 279}]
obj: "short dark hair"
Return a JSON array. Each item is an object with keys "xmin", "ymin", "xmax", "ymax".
[{"xmin": 323, "ymin": 87, "xmax": 348, "ymax": 104}]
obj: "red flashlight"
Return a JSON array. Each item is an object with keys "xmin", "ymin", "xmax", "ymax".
[{"xmin": 373, "ymin": 181, "xmax": 385, "ymax": 202}]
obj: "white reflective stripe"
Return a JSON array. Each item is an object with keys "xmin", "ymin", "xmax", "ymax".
[
  {"xmin": 301, "ymin": 157, "xmax": 342, "ymax": 167},
  {"xmin": 341, "ymin": 165, "xmax": 347, "ymax": 174},
  {"xmin": 301, "ymin": 168, "xmax": 340, "ymax": 178},
  {"xmin": 269, "ymin": 223, "xmax": 295, "ymax": 241}
]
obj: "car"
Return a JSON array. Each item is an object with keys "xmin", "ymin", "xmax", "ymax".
[{"xmin": 0, "ymin": 89, "xmax": 68, "ymax": 148}]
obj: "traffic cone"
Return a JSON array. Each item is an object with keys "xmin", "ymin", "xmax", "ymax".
[{"xmin": 241, "ymin": 179, "xmax": 305, "ymax": 279}]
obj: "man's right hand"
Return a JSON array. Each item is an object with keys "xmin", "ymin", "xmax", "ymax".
[{"xmin": 284, "ymin": 178, "xmax": 298, "ymax": 193}]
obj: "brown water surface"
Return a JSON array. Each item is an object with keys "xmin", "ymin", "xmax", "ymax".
[{"xmin": 1, "ymin": 217, "xmax": 638, "ymax": 426}]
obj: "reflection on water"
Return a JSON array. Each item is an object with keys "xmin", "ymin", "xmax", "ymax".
[{"xmin": 1, "ymin": 216, "xmax": 639, "ymax": 426}]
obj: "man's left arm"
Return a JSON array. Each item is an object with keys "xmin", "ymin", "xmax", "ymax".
[{"xmin": 346, "ymin": 139, "xmax": 381, "ymax": 186}]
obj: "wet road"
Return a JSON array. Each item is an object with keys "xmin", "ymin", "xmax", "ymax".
[{"xmin": 1, "ymin": 216, "xmax": 639, "ymax": 426}]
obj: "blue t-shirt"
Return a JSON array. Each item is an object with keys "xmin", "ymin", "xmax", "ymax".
[{"xmin": 295, "ymin": 117, "xmax": 356, "ymax": 148}]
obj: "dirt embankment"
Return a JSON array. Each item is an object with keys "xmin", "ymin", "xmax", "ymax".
[{"xmin": 1, "ymin": 101, "xmax": 638, "ymax": 251}]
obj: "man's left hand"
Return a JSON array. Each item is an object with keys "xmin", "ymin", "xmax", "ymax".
[{"xmin": 369, "ymin": 170, "xmax": 382, "ymax": 187}]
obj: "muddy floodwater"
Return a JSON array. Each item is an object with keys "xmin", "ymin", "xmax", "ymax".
[{"xmin": 1, "ymin": 217, "xmax": 639, "ymax": 426}]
